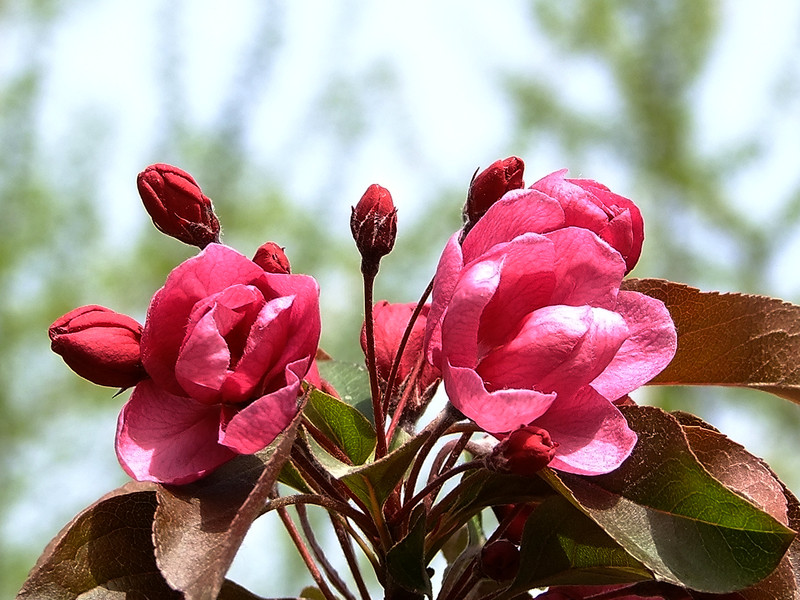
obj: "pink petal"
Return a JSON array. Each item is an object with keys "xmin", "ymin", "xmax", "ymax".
[
  {"xmin": 443, "ymin": 360, "xmax": 557, "ymax": 434},
  {"xmin": 174, "ymin": 309, "xmax": 232, "ymax": 403},
  {"xmin": 478, "ymin": 305, "xmax": 628, "ymax": 397},
  {"xmin": 546, "ymin": 227, "xmax": 626, "ymax": 309},
  {"xmin": 440, "ymin": 258, "xmax": 502, "ymax": 368},
  {"xmin": 220, "ymin": 359, "xmax": 306, "ymax": 454},
  {"xmin": 220, "ymin": 294, "xmax": 293, "ymax": 401},
  {"xmin": 461, "ymin": 188, "xmax": 565, "ymax": 260},
  {"xmin": 115, "ymin": 379, "xmax": 236, "ymax": 484},
  {"xmin": 591, "ymin": 290, "xmax": 678, "ymax": 401},
  {"xmin": 252, "ymin": 272, "xmax": 321, "ymax": 383},
  {"xmin": 425, "ymin": 233, "xmax": 465, "ymax": 366},
  {"xmin": 536, "ymin": 385, "xmax": 637, "ymax": 475},
  {"xmin": 475, "ymin": 233, "xmax": 557, "ymax": 352},
  {"xmin": 532, "ymin": 170, "xmax": 612, "ymax": 231},
  {"xmin": 141, "ymin": 244, "xmax": 266, "ymax": 394}
]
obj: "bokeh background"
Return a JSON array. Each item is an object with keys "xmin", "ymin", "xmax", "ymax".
[{"xmin": 3, "ymin": 1, "xmax": 800, "ymax": 597}]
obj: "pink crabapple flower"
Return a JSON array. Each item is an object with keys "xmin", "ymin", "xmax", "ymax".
[
  {"xmin": 115, "ymin": 243, "xmax": 321, "ymax": 485},
  {"xmin": 425, "ymin": 169, "xmax": 676, "ymax": 475}
]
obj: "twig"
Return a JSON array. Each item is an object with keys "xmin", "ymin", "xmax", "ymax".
[
  {"xmin": 272, "ymin": 489, "xmax": 338, "ymax": 600},
  {"xmin": 331, "ymin": 513, "xmax": 373, "ymax": 600},
  {"xmin": 297, "ymin": 504, "xmax": 357, "ymax": 600}
]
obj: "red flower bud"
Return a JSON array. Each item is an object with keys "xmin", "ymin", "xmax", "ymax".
[
  {"xmin": 464, "ymin": 157, "xmax": 525, "ymax": 227},
  {"xmin": 488, "ymin": 425, "xmax": 558, "ymax": 476},
  {"xmin": 137, "ymin": 163, "xmax": 221, "ymax": 248},
  {"xmin": 492, "ymin": 503, "xmax": 536, "ymax": 545},
  {"xmin": 49, "ymin": 305, "xmax": 146, "ymax": 388},
  {"xmin": 351, "ymin": 184, "xmax": 397, "ymax": 265},
  {"xmin": 480, "ymin": 539, "xmax": 521, "ymax": 581},
  {"xmin": 252, "ymin": 242, "xmax": 291, "ymax": 274}
]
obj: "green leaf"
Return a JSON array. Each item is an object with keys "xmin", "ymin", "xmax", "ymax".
[
  {"xmin": 316, "ymin": 359, "xmax": 374, "ymax": 423},
  {"xmin": 428, "ymin": 469, "xmax": 553, "ymax": 558},
  {"xmin": 305, "ymin": 386, "xmax": 376, "ymax": 465},
  {"xmin": 510, "ymin": 495, "xmax": 653, "ymax": 591},
  {"xmin": 386, "ymin": 506, "xmax": 433, "ymax": 598},
  {"xmin": 17, "ymin": 482, "xmax": 181, "ymax": 599},
  {"xmin": 340, "ymin": 432, "xmax": 429, "ymax": 512},
  {"xmin": 152, "ymin": 405, "xmax": 305, "ymax": 600},
  {"xmin": 542, "ymin": 406, "xmax": 796, "ymax": 593},
  {"xmin": 623, "ymin": 278, "xmax": 800, "ymax": 403},
  {"xmin": 676, "ymin": 413, "xmax": 800, "ymax": 600}
]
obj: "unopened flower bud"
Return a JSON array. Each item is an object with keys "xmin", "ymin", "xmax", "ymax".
[
  {"xmin": 49, "ymin": 305, "xmax": 146, "ymax": 388},
  {"xmin": 137, "ymin": 163, "xmax": 221, "ymax": 248},
  {"xmin": 464, "ymin": 157, "xmax": 525, "ymax": 227},
  {"xmin": 488, "ymin": 425, "xmax": 558, "ymax": 476},
  {"xmin": 480, "ymin": 539, "xmax": 521, "ymax": 581},
  {"xmin": 252, "ymin": 242, "xmax": 291, "ymax": 274},
  {"xmin": 492, "ymin": 503, "xmax": 536, "ymax": 545},
  {"xmin": 351, "ymin": 184, "xmax": 397, "ymax": 266}
]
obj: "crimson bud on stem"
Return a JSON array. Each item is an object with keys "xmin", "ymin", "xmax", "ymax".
[
  {"xmin": 464, "ymin": 156, "xmax": 525, "ymax": 228},
  {"xmin": 488, "ymin": 425, "xmax": 558, "ymax": 476},
  {"xmin": 137, "ymin": 163, "xmax": 221, "ymax": 248},
  {"xmin": 253, "ymin": 242, "xmax": 291, "ymax": 274},
  {"xmin": 351, "ymin": 184, "xmax": 397, "ymax": 269},
  {"xmin": 480, "ymin": 539, "xmax": 521, "ymax": 581},
  {"xmin": 49, "ymin": 305, "xmax": 146, "ymax": 388}
]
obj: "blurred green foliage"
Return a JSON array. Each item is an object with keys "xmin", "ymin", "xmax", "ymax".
[{"xmin": 2, "ymin": 0, "xmax": 800, "ymax": 597}]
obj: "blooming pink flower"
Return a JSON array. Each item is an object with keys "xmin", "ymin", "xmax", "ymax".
[
  {"xmin": 425, "ymin": 171, "xmax": 676, "ymax": 475},
  {"xmin": 116, "ymin": 243, "xmax": 321, "ymax": 484}
]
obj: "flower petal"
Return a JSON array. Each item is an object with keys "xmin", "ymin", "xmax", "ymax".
[
  {"xmin": 591, "ymin": 290, "xmax": 678, "ymax": 400},
  {"xmin": 441, "ymin": 258, "xmax": 502, "ymax": 368},
  {"xmin": 536, "ymin": 385, "xmax": 637, "ymax": 475},
  {"xmin": 474, "ymin": 233, "xmax": 556, "ymax": 352},
  {"xmin": 425, "ymin": 232, "xmax": 465, "ymax": 366},
  {"xmin": 443, "ymin": 360, "xmax": 557, "ymax": 434},
  {"xmin": 478, "ymin": 305, "xmax": 629, "ymax": 397},
  {"xmin": 142, "ymin": 244, "xmax": 266, "ymax": 394},
  {"xmin": 220, "ymin": 359, "xmax": 306, "ymax": 454},
  {"xmin": 461, "ymin": 188, "xmax": 565, "ymax": 260},
  {"xmin": 546, "ymin": 227, "xmax": 626, "ymax": 309},
  {"xmin": 174, "ymin": 308, "xmax": 231, "ymax": 403},
  {"xmin": 115, "ymin": 379, "xmax": 236, "ymax": 484}
]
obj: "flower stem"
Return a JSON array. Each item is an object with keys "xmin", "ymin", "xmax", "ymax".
[
  {"xmin": 331, "ymin": 514, "xmax": 373, "ymax": 600},
  {"xmin": 383, "ymin": 277, "xmax": 434, "ymax": 416},
  {"xmin": 297, "ymin": 504, "xmax": 358, "ymax": 600},
  {"xmin": 272, "ymin": 490, "xmax": 338, "ymax": 600},
  {"xmin": 362, "ymin": 263, "xmax": 388, "ymax": 458}
]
